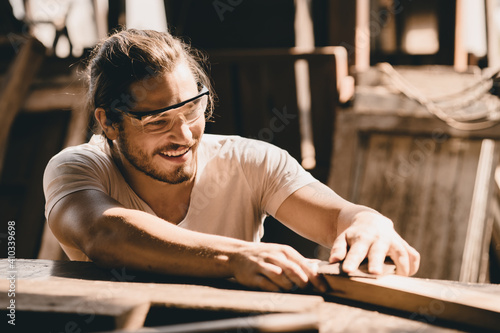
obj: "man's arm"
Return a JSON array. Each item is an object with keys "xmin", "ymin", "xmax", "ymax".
[
  {"xmin": 275, "ymin": 181, "xmax": 420, "ymax": 276},
  {"xmin": 48, "ymin": 189, "xmax": 328, "ymax": 292}
]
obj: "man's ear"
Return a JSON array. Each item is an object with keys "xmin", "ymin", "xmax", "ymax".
[{"xmin": 95, "ymin": 108, "xmax": 119, "ymax": 140}]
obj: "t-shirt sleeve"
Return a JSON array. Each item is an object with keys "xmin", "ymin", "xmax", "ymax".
[
  {"xmin": 237, "ymin": 139, "xmax": 317, "ymax": 217},
  {"xmin": 43, "ymin": 146, "xmax": 112, "ymax": 220}
]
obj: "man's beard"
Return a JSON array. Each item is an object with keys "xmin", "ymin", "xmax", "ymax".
[{"xmin": 117, "ymin": 131, "xmax": 196, "ymax": 184}]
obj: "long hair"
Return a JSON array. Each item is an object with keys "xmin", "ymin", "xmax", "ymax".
[{"xmin": 84, "ymin": 28, "xmax": 214, "ymax": 134}]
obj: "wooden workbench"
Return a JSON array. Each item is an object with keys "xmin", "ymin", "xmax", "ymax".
[{"xmin": 1, "ymin": 259, "xmax": 498, "ymax": 332}]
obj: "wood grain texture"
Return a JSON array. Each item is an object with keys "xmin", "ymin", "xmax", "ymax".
[{"xmin": 0, "ymin": 259, "xmax": 481, "ymax": 332}]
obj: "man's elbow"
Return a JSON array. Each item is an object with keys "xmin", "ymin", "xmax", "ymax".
[{"xmin": 81, "ymin": 216, "xmax": 125, "ymax": 268}]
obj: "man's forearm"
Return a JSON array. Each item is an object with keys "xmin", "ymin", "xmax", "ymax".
[{"xmin": 80, "ymin": 207, "xmax": 246, "ymax": 278}]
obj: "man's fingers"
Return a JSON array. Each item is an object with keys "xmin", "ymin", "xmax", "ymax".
[
  {"xmin": 264, "ymin": 256, "xmax": 308, "ymax": 290},
  {"xmin": 406, "ymin": 243, "xmax": 420, "ymax": 276},
  {"xmin": 298, "ymin": 259, "xmax": 329, "ymax": 293},
  {"xmin": 329, "ymin": 233, "xmax": 348, "ymax": 263},
  {"xmin": 268, "ymin": 248, "xmax": 329, "ymax": 293},
  {"xmin": 367, "ymin": 240, "xmax": 390, "ymax": 275},
  {"xmin": 341, "ymin": 241, "xmax": 370, "ymax": 273},
  {"xmin": 388, "ymin": 242, "xmax": 411, "ymax": 276},
  {"xmin": 259, "ymin": 261, "xmax": 296, "ymax": 290},
  {"xmin": 252, "ymin": 274, "xmax": 282, "ymax": 292}
]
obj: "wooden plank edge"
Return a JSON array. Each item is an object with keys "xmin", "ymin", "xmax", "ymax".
[
  {"xmin": 0, "ymin": 293, "xmax": 150, "ymax": 330},
  {"xmin": 320, "ymin": 274, "xmax": 500, "ymax": 331}
]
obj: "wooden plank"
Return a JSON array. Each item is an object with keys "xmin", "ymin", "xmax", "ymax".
[
  {"xmin": 0, "ymin": 259, "xmax": 482, "ymax": 332},
  {"xmin": 486, "ymin": 0, "xmax": 500, "ymax": 68},
  {"xmin": 0, "ymin": 293, "xmax": 150, "ymax": 330},
  {"xmin": 355, "ymin": 0, "xmax": 370, "ymax": 72},
  {"xmin": 317, "ymin": 301, "xmax": 461, "ymax": 333},
  {"xmin": 0, "ymin": 260, "xmax": 324, "ymax": 315},
  {"xmin": 319, "ymin": 264, "xmax": 500, "ymax": 331},
  {"xmin": 454, "ymin": 0, "xmax": 467, "ymax": 72},
  {"xmin": 460, "ymin": 140, "xmax": 499, "ymax": 282},
  {"xmin": 0, "ymin": 37, "xmax": 45, "ymax": 176}
]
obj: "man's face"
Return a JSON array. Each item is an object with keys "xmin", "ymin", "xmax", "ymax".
[{"xmin": 114, "ymin": 63, "xmax": 205, "ymax": 184}]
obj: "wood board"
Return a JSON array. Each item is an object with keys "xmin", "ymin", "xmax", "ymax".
[
  {"xmin": 318, "ymin": 263, "xmax": 500, "ymax": 331},
  {"xmin": 0, "ymin": 259, "xmax": 482, "ymax": 332}
]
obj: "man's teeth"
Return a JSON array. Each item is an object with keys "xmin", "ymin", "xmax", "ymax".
[{"xmin": 161, "ymin": 147, "xmax": 189, "ymax": 157}]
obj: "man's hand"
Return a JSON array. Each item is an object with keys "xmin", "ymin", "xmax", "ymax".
[
  {"xmin": 329, "ymin": 209, "xmax": 420, "ymax": 276},
  {"xmin": 229, "ymin": 242, "xmax": 328, "ymax": 292}
]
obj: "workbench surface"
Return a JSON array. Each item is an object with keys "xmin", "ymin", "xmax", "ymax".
[{"xmin": 2, "ymin": 259, "xmax": 499, "ymax": 332}]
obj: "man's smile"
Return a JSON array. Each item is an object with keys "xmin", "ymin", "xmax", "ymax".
[
  {"xmin": 160, "ymin": 146, "xmax": 190, "ymax": 157},
  {"xmin": 157, "ymin": 146, "xmax": 193, "ymax": 164}
]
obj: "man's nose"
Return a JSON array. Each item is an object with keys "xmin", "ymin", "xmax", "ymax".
[{"xmin": 166, "ymin": 116, "xmax": 192, "ymax": 141}]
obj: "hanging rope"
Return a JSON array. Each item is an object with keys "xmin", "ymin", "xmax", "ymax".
[{"xmin": 377, "ymin": 62, "xmax": 500, "ymax": 131}]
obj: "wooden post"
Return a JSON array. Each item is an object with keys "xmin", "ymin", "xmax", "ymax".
[
  {"xmin": 294, "ymin": 0, "xmax": 316, "ymax": 169},
  {"xmin": 486, "ymin": 0, "xmax": 500, "ymax": 68},
  {"xmin": 454, "ymin": 0, "xmax": 468, "ymax": 72},
  {"xmin": 355, "ymin": 0, "xmax": 370, "ymax": 72}
]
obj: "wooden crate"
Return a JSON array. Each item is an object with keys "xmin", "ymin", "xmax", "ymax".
[{"xmin": 328, "ymin": 66, "xmax": 500, "ymax": 282}]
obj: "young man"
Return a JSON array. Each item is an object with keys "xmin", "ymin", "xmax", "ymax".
[{"xmin": 43, "ymin": 29, "xmax": 419, "ymax": 292}]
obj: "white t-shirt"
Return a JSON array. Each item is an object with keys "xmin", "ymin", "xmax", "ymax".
[{"xmin": 43, "ymin": 134, "xmax": 317, "ymax": 242}]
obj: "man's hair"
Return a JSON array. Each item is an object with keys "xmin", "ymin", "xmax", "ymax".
[{"xmin": 85, "ymin": 28, "xmax": 214, "ymax": 133}]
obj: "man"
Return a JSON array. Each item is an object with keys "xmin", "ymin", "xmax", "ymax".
[{"xmin": 44, "ymin": 29, "xmax": 419, "ymax": 292}]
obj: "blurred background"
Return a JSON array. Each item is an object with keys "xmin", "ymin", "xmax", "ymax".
[{"xmin": 1, "ymin": 0, "xmax": 500, "ymax": 283}]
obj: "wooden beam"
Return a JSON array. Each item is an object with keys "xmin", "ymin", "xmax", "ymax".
[
  {"xmin": 319, "ymin": 264, "xmax": 500, "ymax": 331},
  {"xmin": 355, "ymin": 0, "xmax": 370, "ymax": 72},
  {"xmin": 0, "ymin": 37, "xmax": 45, "ymax": 176},
  {"xmin": 294, "ymin": 0, "xmax": 316, "ymax": 169},
  {"xmin": 486, "ymin": 0, "xmax": 500, "ymax": 68},
  {"xmin": 22, "ymin": 85, "xmax": 83, "ymax": 113},
  {"xmin": 454, "ymin": 0, "xmax": 468, "ymax": 72},
  {"xmin": 460, "ymin": 139, "xmax": 498, "ymax": 282},
  {"xmin": 327, "ymin": 0, "xmax": 356, "ymax": 69},
  {"xmin": 8, "ymin": 293, "xmax": 150, "ymax": 330}
]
